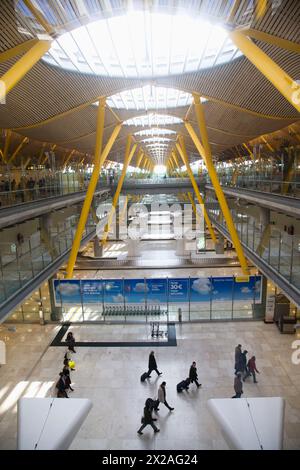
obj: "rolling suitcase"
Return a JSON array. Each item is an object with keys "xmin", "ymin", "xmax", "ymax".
[
  {"xmin": 177, "ymin": 378, "xmax": 190, "ymax": 392},
  {"xmin": 141, "ymin": 372, "xmax": 149, "ymax": 382}
]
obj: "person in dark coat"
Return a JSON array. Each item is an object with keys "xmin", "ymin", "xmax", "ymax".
[
  {"xmin": 56, "ymin": 372, "xmax": 69, "ymax": 398},
  {"xmin": 237, "ymin": 350, "xmax": 248, "ymax": 377},
  {"xmin": 232, "ymin": 372, "xmax": 243, "ymax": 398},
  {"xmin": 147, "ymin": 351, "xmax": 162, "ymax": 377},
  {"xmin": 137, "ymin": 401, "xmax": 160, "ymax": 435},
  {"xmin": 234, "ymin": 344, "xmax": 242, "ymax": 374},
  {"xmin": 62, "ymin": 367, "xmax": 74, "ymax": 392},
  {"xmin": 66, "ymin": 331, "xmax": 76, "ymax": 353},
  {"xmin": 189, "ymin": 361, "xmax": 201, "ymax": 388}
]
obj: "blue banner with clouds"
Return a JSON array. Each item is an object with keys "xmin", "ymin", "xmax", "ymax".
[{"xmin": 53, "ymin": 275, "xmax": 262, "ymax": 306}]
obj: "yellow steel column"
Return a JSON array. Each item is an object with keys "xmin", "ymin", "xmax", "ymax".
[
  {"xmin": 65, "ymin": 98, "xmax": 106, "ymax": 278},
  {"xmin": 101, "ymin": 137, "xmax": 137, "ymax": 245},
  {"xmin": 38, "ymin": 143, "xmax": 46, "ymax": 165},
  {"xmin": 63, "ymin": 149, "xmax": 76, "ymax": 169},
  {"xmin": 229, "ymin": 30, "xmax": 300, "ymax": 113},
  {"xmin": 0, "ymin": 40, "xmax": 52, "ymax": 103},
  {"xmin": 187, "ymin": 95, "xmax": 249, "ymax": 274},
  {"xmin": 243, "ymin": 143, "xmax": 254, "ymax": 160},
  {"xmin": 175, "ymin": 138, "xmax": 217, "ymax": 244},
  {"xmin": 3, "ymin": 129, "xmax": 12, "ymax": 163},
  {"xmin": 136, "ymin": 150, "xmax": 144, "ymax": 169},
  {"xmin": 8, "ymin": 137, "xmax": 29, "ymax": 165}
]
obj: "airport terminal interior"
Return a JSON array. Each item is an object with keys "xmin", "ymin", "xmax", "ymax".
[{"xmin": 0, "ymin": 0, "xmax": 300, "ymax": 451}]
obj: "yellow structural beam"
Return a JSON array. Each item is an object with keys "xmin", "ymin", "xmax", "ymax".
[
  {"xmin": 229, "ymin": 30, "xmax": 300, "ymax": 113},
  {"xmin": 175, "ymin": 138, "xmax": 217, "ymax": 244},
  {"xmin": 3, "ymin": 129, "xmax": 12, "ymax": 163},
  {"xmin": 38, "ymin": 142, "xmax": 46, "ymax": 164},
  {"xmin": 254, "ymin": 0, "xmax": 267, "ymax": 20},
  {"xmin": 65, "ymin": 100, "xmax": 122, "ymax": 278},
  {"xmin": 23, "ymin": 156, "xmax": 31, "ymax": 168},
  {"xmin": 101, "ymin": 137, "xmax": 137, "ymax": 245},
  {"xmin": 187, "ymin": 95, "xmax": 250, "ymax": 274},
  {"xmin": 136, "ymin": 150, "xmax": 144, "ymax": 169},
  {"xmin": 23, "ymin": 0, "xmax": 55, "ymax": 36},
  {"xmin": 0, "ymin": 39, "xmax": 40, "ymax": 63},
  {"xmin": 0, "ymin": 40, "xmax": 52, "ymax": 103},
  {"xmin": 243, "ymin": 143, "xmax": 255, "ymax": 160},
  {"xmin": 240, "ymin": 28, "xmax": 300, "ymax": 55},
  {"xmin": 63, "ymin": 149, "xmax": 76, "ymax": 169},
  {"xmin": 7, "ymin": 136, "xmax": 29, "ymax": 164},
  {"xmin": 261, "ymin": 136, "xmax": 274, "ymax": 152},
  {"xmin": 172, "ymin": 151, "xmax": 180, "ymax": 169}
]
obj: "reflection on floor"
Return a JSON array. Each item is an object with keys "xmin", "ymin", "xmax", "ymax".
[{"xmin": 0, "ymin": 322, "xmax": 300, "ymax": 450}]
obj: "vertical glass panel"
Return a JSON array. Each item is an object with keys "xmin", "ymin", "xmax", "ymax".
[
  {"xmin": 211, "ymin": 277, "xmax": 233, "ymax": 320},
  {"xmin": 189, "ymin": 277, "xmax": 212, "ymax": 320},
  {"xmin": 123, "ymin": 279, "xmax": 146, "ymax": 323},
  {"xmin": 81, "ymin": 279, "xmax": 104, "ymax": 321},
  {"xmin": 104, "ymin": 279, "xmax": 125, "ymax": 322},
  {"xmin": 168, "ymin": 278, "xmax": 190, "ymax": 322}
]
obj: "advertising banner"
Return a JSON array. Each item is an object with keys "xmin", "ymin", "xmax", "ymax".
[
  {"xmin": 168, "ymin": 278, "xmax": 189, "ymax": 303},
  {"xmin": 53, "ymin": 276, "xmax": 262, "ymax": 307}
]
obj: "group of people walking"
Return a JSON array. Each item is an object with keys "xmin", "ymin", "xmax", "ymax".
[
  {"xmin": 138, "ymin": 352, "xmax": 202, "ymax": 435},
  {"xmin": 55, "ymin": 332, "xmax": 76, "ymax": 398},
  {"xmin": 233, "ymin": 344, "xmax": 260, "ymax": 398}
]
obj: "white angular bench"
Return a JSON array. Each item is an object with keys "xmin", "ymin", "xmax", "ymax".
[
  {"xmin": 18, "ymin": 397, "xmax": 92, "ymax": 450},
  {"xmin": 208, "ymin": 397, "xmax": 285, "ymax": 450}
]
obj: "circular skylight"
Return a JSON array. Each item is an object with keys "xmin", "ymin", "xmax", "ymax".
[
  {"xmin": 107, "ymin": 86, "xmax": 192, "ymax": 110},
  {"xmin": 43, "ymin": 12, "xmax": 242, "ymax": 78},
  {"xmin": 124, "ymin": 113, "xmax": 182, "ymax": 127}
]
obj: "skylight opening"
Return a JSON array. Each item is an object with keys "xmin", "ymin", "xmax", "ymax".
[
  {"xmin": 42, "ymin": 11, "xmax": 243, "ymax": 78},
  {"xmin": 135, "ymin": 128, "xmax": 176, "ymax": 137},
  {"xmin": 107, "ymin": 86, "xmax": 192, "ymax": 110},
  {"xmin": 124, "ymin": 114, "xmax": 182, "ymax": 127}
]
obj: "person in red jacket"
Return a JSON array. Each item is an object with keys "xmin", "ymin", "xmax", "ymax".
[{"xmin": 243, "ymin": 356, "xmax": 260, "ymax": 383}]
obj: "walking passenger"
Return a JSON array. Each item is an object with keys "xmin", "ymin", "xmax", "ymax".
[
  {"xmin": 56, "ymin": 372, "xmax": 69, "ymax": 398},
  {"xmin": 66, "ymin": 331, "xmax": 76, "ymax": 353},
  {"xmin": 232, "ymin": 372, "xmax": 243, "ymax": 398},
  {"xmin": 234, "ymin": 344, "xmax": 242, "ymax": 374},
  {"xmin": 244, "ymin": 356, "xmax": 260, "ymax": 383},
  {"xmin": 137, "ymin": 401, "xmax": 160, "ymax": 435},
  {"xmin": 155, "ymin": 382, "xmax": 174, "ymax": 411},
  {"xmin": 147, "ymin": 351, "xmax": 162, "ymax": 377},
  {"xmin": 189, "ymin": 361, "xmax": 202, "ymax": 388},
  {"xmin": 237, "ymin": 350, "xmax": 248, "ymax": 377}
]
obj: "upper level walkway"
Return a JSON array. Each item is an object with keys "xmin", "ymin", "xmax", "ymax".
[
  {"xmin": 205, "ymin": 184, "xmax": 300, "ymax": 217},
  {"xmin": 0, "ymin": 188, "xmax": 110, "ymax": 229}
]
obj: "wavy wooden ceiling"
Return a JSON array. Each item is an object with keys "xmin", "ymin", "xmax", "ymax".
[{"xmin": 0, "ymin": 0, "xmax": 299, "ymax": 166}]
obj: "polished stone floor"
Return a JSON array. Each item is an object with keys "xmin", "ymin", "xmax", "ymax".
[{"xmin": 0, "ymin": 322, "xmax": 299, "ymax": 450}]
